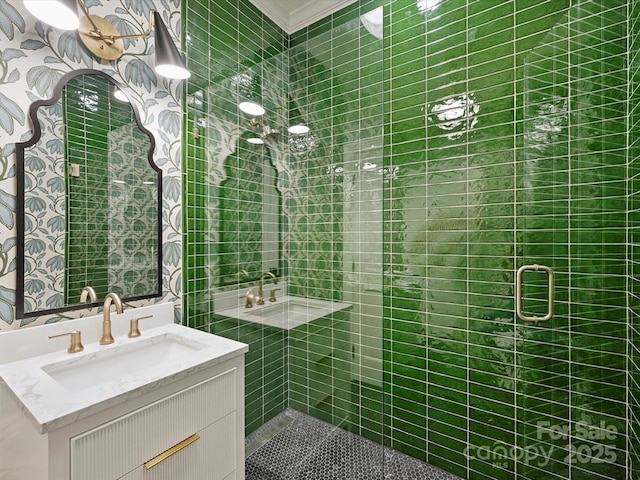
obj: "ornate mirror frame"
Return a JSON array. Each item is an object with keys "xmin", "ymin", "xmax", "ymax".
[{"xmin": 15, "ymin": 69, "xmax": 162, "ymax": 319}]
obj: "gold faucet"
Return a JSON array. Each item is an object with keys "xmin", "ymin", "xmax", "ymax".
[
  {"xmin": 237, "ymin": 269, "xmax": 249, "ymax": 281},
  {"xmin": 79, "ymin": 286, "xmax": 97, "ymax": 303},
  {"xmin": 100, "ymin": 293, "xmax": 123, "ymax": 345},
  {"xmin": 257, "ymin": 272, "xmax": 277, "ymax": 305}
]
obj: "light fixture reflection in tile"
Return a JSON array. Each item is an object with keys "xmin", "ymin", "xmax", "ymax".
[
  {"xmin": 360, "ymin": 6, "xmax": 383, "ymax": 40},
  {"xmin": 289, "ymin": 132, "xmax": 317, "ymax": 157},
  {"xmin": 239, "ymin": 101, "xmax": 265, "ymax": 116},
  {"xmin": 288, "ymin": 124, "xmax": 309, "ymax": 135},
  {"xmin": 416, "ymin": 0, "xmax": 441, "ymax": 13},
  {"xmin": 362, "ymin": 162, "xmax": 377, "ymax": 170},
  {"xmin": 113, "ymin": 89, "xmax": 129, "ymax": 102}
]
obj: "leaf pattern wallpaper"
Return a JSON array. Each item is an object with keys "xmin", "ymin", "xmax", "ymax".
[
  {"xmin": 21, "ymin": 102, "xmax": 66, "ymax": 313},
  {"xmin": 0, "ymin": 0, "xmax": 182, "ymax": 330}
]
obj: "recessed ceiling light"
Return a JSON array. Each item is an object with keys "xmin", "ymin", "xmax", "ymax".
[{"xmin": 247, "ymin": 137, "xmax": 264, "ymax": 145}]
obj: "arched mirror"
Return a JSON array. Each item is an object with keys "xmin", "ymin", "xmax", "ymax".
[
  {"xmin": 16, "ymin": 69, "xmax": 162, "ymax": 319},
  {"xmin": 217, "ymin": 131, "xmax": 283, "ymax": 286}
]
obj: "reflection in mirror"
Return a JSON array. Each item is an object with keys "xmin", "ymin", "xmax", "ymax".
[
  {"xmin": 16, "ymin": 70, "xmax": 162, "ymax": 318},
  {"xmin": 218, "ymin": 132, "xmax": 282, "ymax": 286}
]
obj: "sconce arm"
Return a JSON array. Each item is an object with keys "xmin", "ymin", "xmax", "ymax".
[
  {"xmin": 77, "ymin": 0, "xmax": 100, "ymax": 32},
  {"xmin": 77, "ymin": 0, "xmax": 155, "ymax": 44}
]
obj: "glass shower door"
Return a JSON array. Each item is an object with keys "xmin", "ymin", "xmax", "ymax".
[{"xmin": 517, "ymin": 1, "xmax": 628, "ymax": 478}]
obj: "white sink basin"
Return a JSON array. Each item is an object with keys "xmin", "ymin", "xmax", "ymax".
[
  {"xmin": 246, "ymin": 300, "xmax": 326, "ymax": 328},
  {"xmin": 217, "ymin": 295, "xmax": 351, "ymax": 329},
  {"xmin": 247, "ymin": 301, "xmax": 324, "ymax": 318},
  {"xmin": 42, "ymin": 333, "xmax": 207, "ymax": 392}
]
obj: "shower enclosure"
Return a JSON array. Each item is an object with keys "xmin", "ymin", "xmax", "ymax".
[{"xmin": 184, "ymin": 0, "xmax": 635, "ymax": 478}]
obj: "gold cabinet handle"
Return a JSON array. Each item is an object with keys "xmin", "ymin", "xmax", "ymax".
[{"xmin": 144, "ymin": 433, "xmax": 200, "ymax": 469}]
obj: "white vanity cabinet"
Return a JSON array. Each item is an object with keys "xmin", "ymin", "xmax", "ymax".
[
  {"xmin": 1, "ymin": 356, "xmax": 244, "ymax": 480},
  {"xmin": 70, "ymin": 364, "xmax": 242, "ymax": 480},
  {"xmin": 115, "ymin": 420, "xmax": 237, "ymax": 480},
  {"xmin": 0, "ymin": 305, "xmax": 247, "ymax": 480}
]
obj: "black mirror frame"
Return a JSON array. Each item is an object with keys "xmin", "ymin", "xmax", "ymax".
[{"xmin": 15, "ymin": 69, "xmax": 162, "ymax": 319}]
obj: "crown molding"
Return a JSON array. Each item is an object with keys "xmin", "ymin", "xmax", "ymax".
[{"xmin": 248, "ymin": 0, "xmax": 359, "ymax": 34}]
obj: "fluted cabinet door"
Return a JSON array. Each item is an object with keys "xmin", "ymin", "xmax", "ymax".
[
  {"xmin": 118, "ymin": 414, "xmax": 236, "ymax": 480},
  {"xmin": 71, "ymin": 369, "xmax": 238, "ymax": 480}
]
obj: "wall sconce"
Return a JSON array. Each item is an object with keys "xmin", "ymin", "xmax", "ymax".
[
  {"xmin": 250, "ymin": 117, "xmax": 281, "ymax": 143},
  {"xmin": 22, "ymin": 0, "xmax": 190, "ymax": 80}
]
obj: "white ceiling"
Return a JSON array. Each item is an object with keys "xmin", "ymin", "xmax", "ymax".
[{"xmin": 248, "ymin": 0, "xmax": 359, "ymax": 34}]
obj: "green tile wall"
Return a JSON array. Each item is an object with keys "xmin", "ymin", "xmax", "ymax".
[
  {"xmin": 384, "ymin": 0, "xmax": 429, "ymax": 464},
  {"xmin": 218, "ymin": 144, "xmax": 265, "ymax": 283},
  {"xmin": 295, "ymin": 0, "xmax": 629, "ymax": 478},
  {"xmin": 287, "ymin": 0, "xmax": 385, "ymax": 438},
  {"xmin": 184, "ymin": 0, "xmax": 633, "ymax": 478},
  {"xmin": 630, "ymin": 1, "xmax": 640, "ymax": 477},
  {"xmin": 65, "ymin": 75, "xmax": 110, "ymax": 302}
]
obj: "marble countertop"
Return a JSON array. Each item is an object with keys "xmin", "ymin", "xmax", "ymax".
[{"xmin": 0, "ymin": 322, "xmax": 247, "ymax": 434}]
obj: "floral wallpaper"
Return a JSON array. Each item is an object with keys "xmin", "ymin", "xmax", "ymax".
[
  {"xmin": 0, "ymin": 0, "xmax": 183, "ymax": 330},
  {"xmin": 21, "ymin": 101, "xmax": 66, "ymax": 313}
]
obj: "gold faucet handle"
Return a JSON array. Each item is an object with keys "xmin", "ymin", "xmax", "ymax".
[
  {"xmin": 49, "ymin": 331, "xmax": 84, "ymax": 354},
  {"xmin": 128, "ymin": 315, "xmax": 154, "ymax": 338},
  {"xmin": 269, "ymin": 288, "xmax": 281, "ymax": 302}
]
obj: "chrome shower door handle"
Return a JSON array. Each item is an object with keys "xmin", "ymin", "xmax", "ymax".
[{"xmin": 516, "ymin": 264, "xmax": 554, "ymax": 322}]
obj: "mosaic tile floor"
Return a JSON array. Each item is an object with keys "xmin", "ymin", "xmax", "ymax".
[{"xmin": 245, "ymin": 409, "xmax": 462, "ymax": 480}]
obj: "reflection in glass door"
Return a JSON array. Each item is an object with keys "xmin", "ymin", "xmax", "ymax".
[{"xmin": 518, "ymin": 2, "xmax": 628, "ymax": 478}]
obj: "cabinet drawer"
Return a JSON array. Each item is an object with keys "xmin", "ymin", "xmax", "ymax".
[
  {"xmin": 117, "ymin": 413, "xmax": 236, "ymax": 480},
  {"xmin": 71, "ymin": 368, "xmax": 237, "ymax": 480}
]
